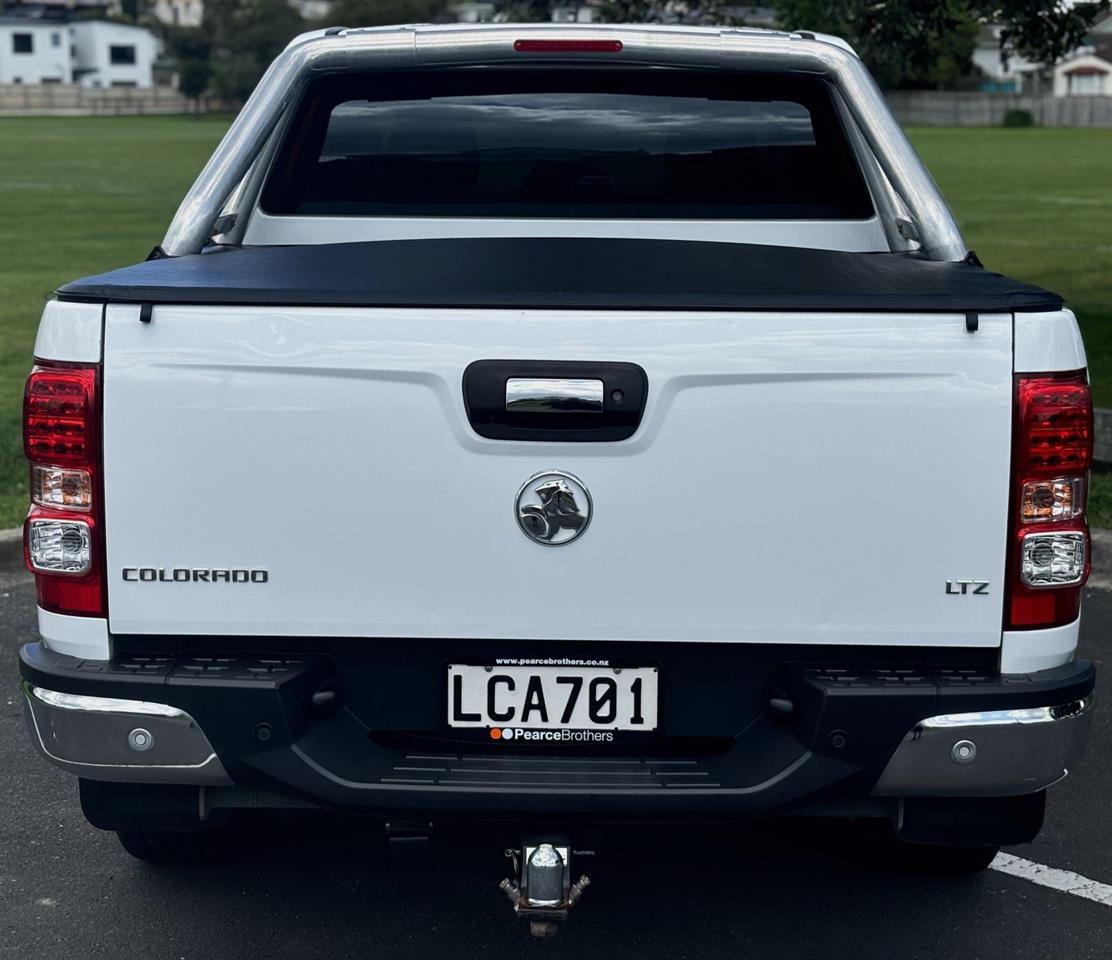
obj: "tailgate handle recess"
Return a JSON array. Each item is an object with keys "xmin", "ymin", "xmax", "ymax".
[
  {"xmin": 464, "ymin": 360, "xmax": 647, "ymax": 442},
  {"xmin": 506, "ymin": 378, "xmax": 604, "ymax": 413}
]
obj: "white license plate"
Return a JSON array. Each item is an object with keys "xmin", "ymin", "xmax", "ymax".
[{"xmin": 448, "ymin": 664, "xmax": 658, "ymax": 732}]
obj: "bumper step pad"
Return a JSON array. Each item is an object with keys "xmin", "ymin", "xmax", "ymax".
[{"xmin": 382, "ymin": 754, "xmax": 719, "ymax": 789}]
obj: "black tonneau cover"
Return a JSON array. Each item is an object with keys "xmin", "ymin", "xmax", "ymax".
[{"xmin": 57, "ymin": 238, "xmax": 1062, "ymax": 313}]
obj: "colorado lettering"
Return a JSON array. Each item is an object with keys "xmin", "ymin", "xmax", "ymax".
[{"xmin": 121, "ymin": 568, "xmax": 269, "ymax": 583}]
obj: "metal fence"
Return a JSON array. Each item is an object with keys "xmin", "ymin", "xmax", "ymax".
[
  {"xmin": 5, "ymin": 82, "xmax": 1111, "ymax": 125},
  {"xmin": 0, "ymin": 84, "xmax": 209, "ymax": 116},
  {"xmin": 887, "ymin": 91, "xmax": 1112, "ymax": 127}
]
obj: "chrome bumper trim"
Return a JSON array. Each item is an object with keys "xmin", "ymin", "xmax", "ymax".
[
  {"xmin": 29, "ymin": 687, "xmax": 186, "ymax": 717},
  {"xmin": 872, "ymin": 695, "xmax": 1094, "ymax": 798},
  {"xmin": 22, "ymin": 682, "xmax": 232, "ymax": 785}
]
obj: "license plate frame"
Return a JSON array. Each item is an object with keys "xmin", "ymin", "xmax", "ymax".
[{"xmin": 447, "ymin": 663, "xmax": 660, "ymax": 735}]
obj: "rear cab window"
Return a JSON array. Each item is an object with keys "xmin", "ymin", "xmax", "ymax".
[{"xmin": 260, "ymin": 70, "xmax": 875, "ymax": 221}]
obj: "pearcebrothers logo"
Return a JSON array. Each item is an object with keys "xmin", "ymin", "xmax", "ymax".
[{"xmin": 489, "ymin": 727, "xmax": 614, "ymax": 743}]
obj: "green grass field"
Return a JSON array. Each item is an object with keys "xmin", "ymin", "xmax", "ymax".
[
  {"xmin": 911, "ymin": 127, "xmax": 1112, "ymax": 404},
  {"xmin": 0, "ymin": 116, "xmax": 229, "ymax": 528},
  {"xmin": 0, "ymin": 119, "xmax": 1110, "ymax": 529}
]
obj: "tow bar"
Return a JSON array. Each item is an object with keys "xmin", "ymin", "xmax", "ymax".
[{"xmin": 499, "ymin": 840, "xmax": 591, "ymax": 938}]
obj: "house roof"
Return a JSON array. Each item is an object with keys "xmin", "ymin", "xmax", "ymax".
[
  {"xmin": 69, "ymin": 18, "xmax": 157, "ymax": 31},
  {"xmin": 0, "ymin": 16, "xmax": 62, "ymax": 26},
  {"xmin": 1090, "ymin": 11, "xmax": 1112, "ymax": 35},
  {"xmin": 1064, "ymin": 64, "xmax": 1110, "ymax": 76},
  {"xmin": 1055, "ymin": 51, "xmax": 1112, "ymax": 74}
]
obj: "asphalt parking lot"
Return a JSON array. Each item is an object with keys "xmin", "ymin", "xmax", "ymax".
[{"xmin": 2, "ymin": 554, "xmax": 1111, "ymax": 959}]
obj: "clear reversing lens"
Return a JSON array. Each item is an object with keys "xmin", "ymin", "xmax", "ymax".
[
  {"xmin": 27, "ymin": 518, "xmax": 92, "ymax": 575},
  {"xmin": 1020, "ymin": 531, "xmax": 1087, "ymax": 588},
  {"xmin": 1020, "ymin": 477, "xmax": 1084, "ymax": 523},
  {"xmin": 31, "ymin": 465, "xmax": 92, "ymax": 510}
]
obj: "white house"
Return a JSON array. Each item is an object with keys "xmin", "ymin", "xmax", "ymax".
[
  {"xmin": 726, "ymin": 6, "xmax": 777, "ymax": 26},
  {"xmin": 69, "ymin": 20, "xmax": 157, "ymax": 88},
  {"xmin": 1054, "ymin": 53, "xmax": 1112, "ymax": 96},
  {"xmin": 551, "ymin": 3, "xmax": 598, "ymax": 23},
  {"xmin": 0, "ymin": 17, "xmax": 69, "ymax": 84},
  {"xmin": 150, "ymin": 0, "xmax": 204, "ymax": 28},
  {"xmin": 289, "ymin": 0, "xmax": 334, "ymax": 20},
  {"xmin": 453, "ymin": 2, "xmax": 496, "ymax": 22},
  {"xmin": 972, "ymin": 25, "xmax": 1039, "ymax": 92}
]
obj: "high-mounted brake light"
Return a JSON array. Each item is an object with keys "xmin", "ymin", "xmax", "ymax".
[
  {"xmin": 1007, "ymin": 371, "xmax": 1092, "ymax": 630},
  {"xmin": 513, "ymin": 39, "xmax": 624, "ymax": 53},
  {"xmin": 23, "ymin": 362, "xmax": 105, "ymax": 617}
]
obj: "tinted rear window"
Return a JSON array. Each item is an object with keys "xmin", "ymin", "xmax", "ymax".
[{"xmin": 262, "ymin": 70, "xmax": 874, "ymax": 220}]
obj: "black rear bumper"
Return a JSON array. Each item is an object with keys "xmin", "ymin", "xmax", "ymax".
[{"xmin": 19, "ymin": 640, "xmax": 1095, "ymax": 819}]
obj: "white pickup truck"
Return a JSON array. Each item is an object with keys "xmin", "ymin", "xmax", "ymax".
[{"xmin": 19, "ymin": 22, "xmax": 1094, "ymax": 930}]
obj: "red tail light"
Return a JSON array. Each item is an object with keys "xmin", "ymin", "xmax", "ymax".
[
  {"xmin": 23, "ymin": 362, "xmax": 105, "ymax": 617},
  {"xmin": 24, "ymin": 366, "xmax": 97, "ymax": 464},
  {"xmin": 1007, "ymin": 370, "xmax": 1092, "ymax": 629},
  {"xmin": 1015, "ymin": 374, "xmax": 1092, "ymax": 476}
]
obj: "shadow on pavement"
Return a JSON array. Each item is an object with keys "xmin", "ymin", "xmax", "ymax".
[{"xmin": 111, "ymin": 814, "xmax": 1018, "ymax": 958}]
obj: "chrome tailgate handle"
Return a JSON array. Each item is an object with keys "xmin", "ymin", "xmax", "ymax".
[
  {"xmin": 506, "ymin": 378, "xmax": 604, "ymax": 413},
  {"xmin": 464, "ymin": 360, "xmax": 647, "ymax": 442}
]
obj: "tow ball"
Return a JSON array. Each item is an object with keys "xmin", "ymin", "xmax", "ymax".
[{"xmin": 499, "ymin": 840, "xmax": 591, "ymax": 938}]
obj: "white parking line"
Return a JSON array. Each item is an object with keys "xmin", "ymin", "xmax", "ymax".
[{"xmin": 991, "ymin": 853, "xmax": 1112, "ymax": 907}]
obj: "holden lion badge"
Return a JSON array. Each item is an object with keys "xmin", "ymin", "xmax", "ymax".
[{"xmin": 515, "ymin": 471, "xmax": 592, "ymax": 546}]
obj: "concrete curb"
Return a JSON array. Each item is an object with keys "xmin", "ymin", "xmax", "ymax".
[
  {"xmin": 1090, "ymin": 527, "xmax": 1112, "ymax": 591},
  {"xmin": 1095, "ymin": 408, "xmax": 1112, "ymax": 466},
  {"xmin": 0, "ymin": 526, "xmax": 23, "ymax": 578}
]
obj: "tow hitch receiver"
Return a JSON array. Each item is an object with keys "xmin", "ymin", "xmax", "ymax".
[{"xmin": 499, "ymin": 840, "xmax": 591, "ymax": 938}]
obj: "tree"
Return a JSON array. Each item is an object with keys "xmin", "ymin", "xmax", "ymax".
[
  {"xmin": 203, "ymin": 0, "xmax": 305, "ymax": 102},
  {"xmin": 598, "ymin": 0, "xmax": 739, "ymax": 23},
  {"xmin": 773, "ymin": 0, "xmax": 980, "ymax": 88},
  {"xmin": 178, "ymin": 58, "xmax": 213, "ymax": 109},
  {"xmin": 165, "ymin": 26, "xmax": 212, "ymax": 109},
  {"xmin": 773, "ymin": 0, "xmax": 1109, "ymax": 86},
  {"xmin": 989, "ymin": 2, "xmax": 1110, "ymax": 68},
  {"xmin": 596, "ymin": 0, "xmax": 1111, "ymax": 88},
  {"xmin": 495, "ymin": 0, "xmax": 552, "ymax": 21},
  {"xmin": 116, "ymin": 0, "xmax": 145, "ymax": 22},
  {"xmin": 321, "ymin": 0, "xmax": 451, "ymax": 28},
  {"xmin": 596, "ymin": 0, "xmax": 656, "ymax": 22}
]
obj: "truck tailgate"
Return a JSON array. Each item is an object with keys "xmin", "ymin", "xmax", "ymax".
[{"xmin": 102, "ymin": 304, "xmax": 1012, "ymax": 647}]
